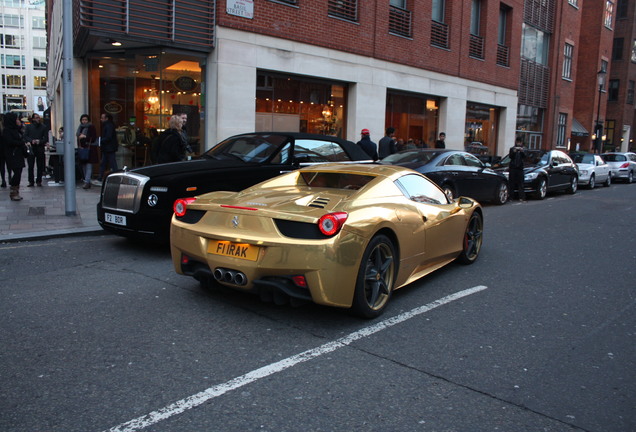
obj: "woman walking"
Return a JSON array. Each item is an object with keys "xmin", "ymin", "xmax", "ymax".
[{"xmin": 4, "ymin": 111, "xmax": 27, "ymax": 201}]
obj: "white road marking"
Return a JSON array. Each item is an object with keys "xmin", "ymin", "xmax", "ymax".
[{"xmin": 104, "ymin": 285, "xmax": 488, "ymax": 432}]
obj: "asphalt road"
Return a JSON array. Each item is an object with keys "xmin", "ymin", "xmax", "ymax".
[{"xmin": 1, "ymin": 183, "xmax": 635, "ymax": 432}]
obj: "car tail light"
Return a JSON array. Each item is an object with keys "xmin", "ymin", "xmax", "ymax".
[
  {"xmin": 174, "ymin": 197, "xmax": 196, "ymax": 217},
  {"xmin": 292, "ymin": 275, "xmax": 307, "ymax": 288},
  {"xmin": 620, "ymin": 162, "xmax": 630, "ymax": 168},
  {"xmin": 318, "ymin": 212, "xmax": 348, "ymax": 236}
]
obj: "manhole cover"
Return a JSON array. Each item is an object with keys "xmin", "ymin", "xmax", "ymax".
[{"xmin": 28, "ymin": 207, "xmax": 45, "ymax": 216}]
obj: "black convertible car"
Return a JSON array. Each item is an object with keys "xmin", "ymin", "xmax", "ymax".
[
  {"xmin": 97, "ymin": 132, "xmax": 371, "ymax": 241},
  {"xmin": 381, "ymin": 149, "xmax": 510, "ymax": 205}
]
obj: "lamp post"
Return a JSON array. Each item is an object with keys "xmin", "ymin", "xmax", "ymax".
[{"xmin": 594, "ymin": 68, "xmax": 606, "ymax": 154}]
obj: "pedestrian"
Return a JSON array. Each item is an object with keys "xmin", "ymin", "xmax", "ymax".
[
  {"xmin": 378, "ymin": 127, "xmax": 397, "ymax": 159},
  {"xmin": 177, "ymin": 112, "xmax": 193, "ymax": 157},
  {"xmin": 4, "ymin": 111, "xmax": 27, "ymax": 201},
  {"xmin": 24, "ymin": 112, "xmax": 48, "ymax": 186},
  {"xmin": 0, "ymin": 115, "xmax": 10, "ymax": 188},
  {"xmin": 76, "ymin": 114, "xmax": 98, "ymax": 189},
  {"xmin": 157, "ymin": 115, "xmax": 186, "ymax": 163},
  {"xmin": 97, "ymin": 113, "xmax": 118, "ymax": 184},
  {"xmin": 434, "ymin": 132, "xmax": 446, "ymax": 149},
  {"xmin": 357, "ymin": 128, "xmax": 378, "ymax": 161},
  {"xmin": 508, "ymin": 137, "xmax": 526, "ymax": 201}
]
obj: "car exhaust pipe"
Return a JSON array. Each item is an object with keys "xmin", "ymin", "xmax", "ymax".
[{"xmin": 213, "ymin": 267, "xmax": 248, "ymax": 286}]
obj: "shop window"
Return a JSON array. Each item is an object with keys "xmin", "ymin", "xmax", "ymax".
[
  {"xmin": 3, "ymin": 94, "xmax": 25, "ymax": 111},
  {"xmin": 385, "ymin": 91, "xmax": 439, "ymax": 149},
  {"xmin": 465, "ymin": 102, "xmax": 499, "ymax": 154},
  {"xmin": 256, "ymin": 72, "xmax": 346, "ymax": 137}
]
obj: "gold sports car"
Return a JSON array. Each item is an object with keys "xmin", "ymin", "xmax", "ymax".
[{"xmin": 170, "ymin": 163, "xmax": 483, "ymax": 318}]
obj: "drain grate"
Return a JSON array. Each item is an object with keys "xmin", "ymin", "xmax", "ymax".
[{"xmin": 28, "ymin": 207, "xmax": 45, "ymax": 216}]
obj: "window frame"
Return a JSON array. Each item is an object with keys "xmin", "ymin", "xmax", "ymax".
[{"xmin": 563, "ymin": 43, "xmax": 573, "ymax": 80}]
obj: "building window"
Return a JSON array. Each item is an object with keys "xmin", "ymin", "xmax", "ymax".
[
  {"xmin": 617, "ymin": 0, "xmax": 628, "ymax": 19},
  {"xmin": 613, "ymin": 38, "xmax": 624, "ymax": 60},
  {"xmin": 3, "ymin": 74, "xmax": 25, "ymax": 89},
  {"xmin": 389, "ymin": 2, "xmax": 412, "ymax": 38},
  {"xmin": 557, "ymin": 113, "xmax": 567, "ymax": 148},
  {"xmin": 34, "ymin": 76, "xmax": 46, "ymax": 90},
  {"xmin": 497, "ymin": 6, "xmax": 510, "ymax": 67},
  {"xmin": 631, "ymin": 40, "xmax": 636, "ymax": 63},
  {"xmin": 1, "ymin": 54, "xmax": 24, "ymax": 69},
  {"xmin": 328, "ymin": 0, "xmax": 357, "ymax": 22},
  {"xmin": 568, "ymin": 0, "xmax": 578, "ymax": 6},
  {"xmin": 1, "ymin": 14, "xmax": 24, "ymax": 28},
  {"xmin": 33, "ymin": 56, "xmax": 46, "ymax": 70},
  {"xmin": 31, "ymin": 16, "xmax": 45, "ymax": 29},
  {"xmin": 604, "ymin": 1, "xmax": 614, "ymax": 29},
  {"xmin": 563, "ymin": 43, "xmax": 573, "ymax": 79},
  {"xmin": 1, "ymin": 34, "xmax": 22, "ymax": 48},
  {"xmin": 431, "ymin": 0, "xmax": 449, "ymax": 49},
  {"xmin": 628, "ymin": 81, "xmax": 635, "ymax": 105},
  {"xmin": 469, "ymin": 0, "xmax": 484, "ymax": 59},
  {"xmin": 608, "ymin": 79, "xmax": 619, "ymax": 102},
  {"xmin": 522, "ymin": 24, "xmax": 549, "ymax": 66},
  {"xmin": 32, "ymin": 36, "xmax": 46, "ymax": 49},
  {"xmin": 3, "ymin": 94, "xmax": 26, "ymax": 111}
]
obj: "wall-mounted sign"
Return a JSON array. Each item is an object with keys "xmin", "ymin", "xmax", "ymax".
[
  {"xmin": 227, "ymin": 0, "xmax": 253, "ymax": 19},
  {"xmin": 174, "ymin": 76, "xmax": 198, "ymax": 92}
]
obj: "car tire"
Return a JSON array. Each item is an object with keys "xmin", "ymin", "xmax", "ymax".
[
  {"xmin": 351, "ymin": 234, "xmax": 396, "ymax": 319},
  {"xmin": 588, "ymin": 174, "xmax": 595, "ymax": 189},
  {"xmin": 442, "ymin": 184, "xmax": 455, "ymax": 201},
  {"xmin": 534, "ymin": 178, "xmax": 547, "ymax": 200},
  {"xmin": 456, "ymin": 211, "xmax": 483, "ymax": 265},
  {"xmin": 566, "ymin": 175, "xmax": 578, "ymax": 194},
  {"xmin": 628, "ymin": 171, "xmax": 634, "ymax": 184},
  {"xmin": 493, "ymin": 181, "xmax": 509, "ymax": 205},
  {"xmin": 604, "ymin": 174, "xmax": 611, "ymax": 187}
]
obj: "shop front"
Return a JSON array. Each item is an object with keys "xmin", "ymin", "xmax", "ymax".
[
  {"xmin": 255, "ymin": 72, "xmax": 346, "ymax": 137},
  {"xmin": 87, "ymin": 50, "xmax": 205, "ymax": 168},
  {"xmin": 385, "ymin": 91, "xmax": 440, "ymax": 150},
  {"xmin": 464, "ymin": 102, "xmax": 500, "ymax": 158}
]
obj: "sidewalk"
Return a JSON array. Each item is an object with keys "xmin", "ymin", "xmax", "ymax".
[{"xmin": 0, "ymin": 170, "xmax": 105, "ymax": 243}]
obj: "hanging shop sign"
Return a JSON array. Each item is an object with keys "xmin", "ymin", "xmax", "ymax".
[
  {"xmin": 174, "ymin": 76, "xmax": 198, "ymax": 92},
  {"xmin": 227, "ymin": 0, "xmax": 253, "ymax": 19}
]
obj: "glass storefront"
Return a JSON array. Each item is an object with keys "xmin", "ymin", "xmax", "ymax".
[
  {"xmin": 385, "ymin": 91, "xmax": 440, "ymax": 149},
  {"xmin": 255, "ymin": 72, "xmax": 346, "ymax": 137},
  {"xmin": 516, "ymin": 104, "xmax": 544, "ymax": 149},
  {"xmin": 88, "ymin": 51, "xmax": 205, "ymax": 167},
  {"xmin": 465, "ymin": 102, "xmax": 499, "ymax": 155}
]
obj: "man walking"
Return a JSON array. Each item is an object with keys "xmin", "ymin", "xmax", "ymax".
[
  {"xmin": 97, "ymin": 113, "xmax": 118, "ymax": 184},
  {"xmin": 378, "ymin": 127, "xmax": 397, "ymax": 159},
  {"xmin": 24, "ymin": 113, "xmax": 48, "ymax": 186},
  {"xmin": 357, "ymin": 128, "xmax": 378, "ymax": 161}
]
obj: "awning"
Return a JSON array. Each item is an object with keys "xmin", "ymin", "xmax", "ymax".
[{"xmin": 571, "ymin": 118, "xmax": 589, "ymax": 137}]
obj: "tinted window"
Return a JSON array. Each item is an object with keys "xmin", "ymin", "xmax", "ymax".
[
  {"xmin": 382, "ymin": 150, "xmax": 434, "ymax": 164},
  {"xmin": 300, "ymin": 172, "xmax": 375, "ymax": 190},
  {"xmin": 603, "ymin": 154, "xmax": 627, "ymax": 162},
  {"xmin": 444, "ymin": 154, "xmax": 465, "ymax": 166},
  {"xmin": 206, "ymin": 134, "xmax": 287, "ymax": 162},
  {"xmin": 463, "ymin": 153, "xmax": 484, "ymax": 167},
  {"xmin": 395, "ymin": 174, "xmax": 449, "ymax": 205},
  {"xmin": 571, "ymin": 153, "xmax": 595, "ymax": 164}
]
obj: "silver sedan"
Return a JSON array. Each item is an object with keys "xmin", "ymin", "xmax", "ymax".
[{"xmin": 571, "ymin": 153, "xmax": 611, "ymax": 188}]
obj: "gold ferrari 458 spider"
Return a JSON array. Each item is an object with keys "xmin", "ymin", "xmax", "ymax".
[{"xmin": 170, "ymin": 163, "xmax": 483, "ymax": 318}]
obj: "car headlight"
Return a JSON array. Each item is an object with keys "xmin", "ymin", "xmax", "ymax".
[
  {"xmin": 579, "ymin": 170, "xmax": 588, "ymax": 175},
  {"xmin": 524, "ymin": 172, "xmax": 539, "ymax": 181}
]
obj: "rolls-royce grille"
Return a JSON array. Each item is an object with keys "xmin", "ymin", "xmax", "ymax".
[{"xmin": 102, "ymin": 173, "xmax": 149, "ymax": 214}]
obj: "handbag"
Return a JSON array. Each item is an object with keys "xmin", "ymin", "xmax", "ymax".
[{"xmin": 78, "ymin": 146, "xmax": 90, "ymax": 162}]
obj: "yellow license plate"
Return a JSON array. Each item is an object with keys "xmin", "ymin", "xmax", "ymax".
[{"xmin": 207, "ymin": 240, "xmax": 260, "ymax": 261}]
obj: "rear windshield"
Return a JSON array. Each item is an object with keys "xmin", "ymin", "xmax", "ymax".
[
  {"xmin": 301, "ymin": 172, "xmax": 375, "ymax": 190},
  {"xmin": 571, "ymin": 153, "xmax": 595, "ymax": 164},
  {"xmin": 602, "ymin": 154, "xmax": 626, "ymax": 162}
]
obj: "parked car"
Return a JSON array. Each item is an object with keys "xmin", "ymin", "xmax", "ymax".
[
  {"xmin": 380, "ymin": 149, "xmax": 509, "ymax": 204},
  {"xmin": 601, "ymin": 152, "xmax": 636, "ymax": 183},
  {"xmin": 493, "ymin": 149, "xmax": 579, "ymax": 200},
  {"xmin": 170, "ymin": 163, "xmax": 483, "ymax": 318},
  {"xmin": 97, "ymin": 132, "xmax": 371, "ymax": 241},
  {"xmin": 570, "ymin": 152, "xmax": 611, "ymax": 188}
]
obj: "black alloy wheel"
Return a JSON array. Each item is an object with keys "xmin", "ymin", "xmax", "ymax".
[
  {"xmin": 456, "ymin": 212, "xmax": 483, "ymax": 265},
  {"xmin": 567, "ymin": 175, "xmax": 578, "ymax": 194},
  {"xmin": 534, "ymin": 178, "xmax": 547, "ymax": 200}
]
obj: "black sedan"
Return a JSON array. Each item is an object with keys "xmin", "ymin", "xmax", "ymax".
[
  {"xmin": 493, "ymin": 149, "xmax": 579, "ymax": 199},
  {"xmin": 381, "ymin": 149, "xmax": 509, "ymax": 204},
  {"xmin": 97, "ymin": 132, "xmax": 371, "ymax": 241}
]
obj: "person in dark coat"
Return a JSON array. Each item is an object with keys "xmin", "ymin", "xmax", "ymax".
[
  {"xmin": 76, "ymin": 114, "xmax": 98, "ymax": 189},
  {"xmin": 357, "ymin": 128, "xmax": 378, "ymax": 161},
  {"xmin": 24, "ymin": 112, "xmax": 49, "ymax": 186},
  {"xmin": 434, "ymin": 132, "xmax": 446, "ymax": 149},
  {"xmin": 97, "ymin": 113, "xmax": 118, "ymax": 183},
  {"xmin": 3, "ymin": 111, "xmax": 27, "ymax": 201},
  {"xmin": 0, "ymin": 116, "xmax": 9, "ymax": 188},
  {"xmin": 378, "ymin": 127, "xmax": 397, "ymax": 159},
  {"xmin": 157, "ymin": 115, "xmax": 186, "ymax": 164},
  {"xmin": 508, "ymin": 137, "xmax": 526, "ymax": 201}
]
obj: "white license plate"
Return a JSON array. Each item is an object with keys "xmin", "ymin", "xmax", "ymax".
[{"xmin": 105, "ymin": 212, "xmax": 127, "ymax": 226}]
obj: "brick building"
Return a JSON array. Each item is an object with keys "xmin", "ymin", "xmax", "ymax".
[{"xmin": 47, "ymin": 0, "xmax": 525, "ymax": 166}]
